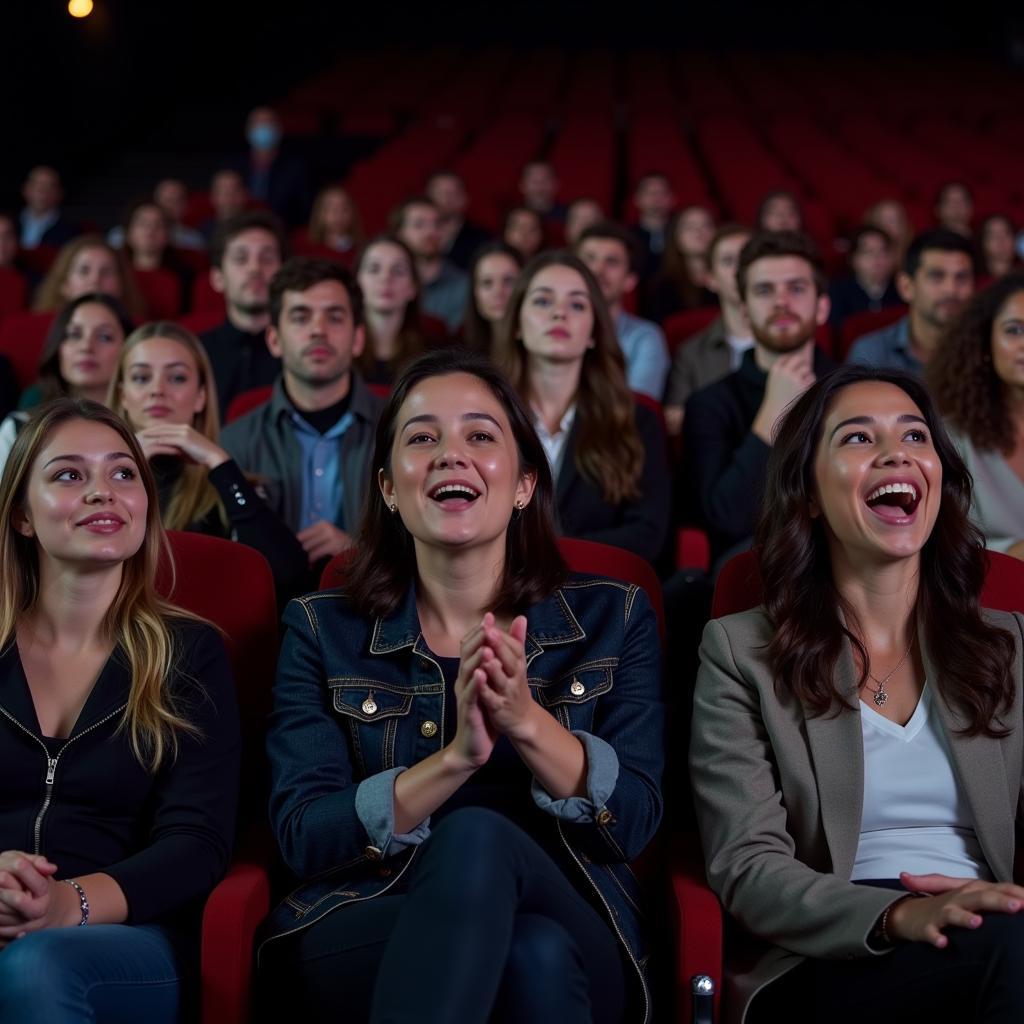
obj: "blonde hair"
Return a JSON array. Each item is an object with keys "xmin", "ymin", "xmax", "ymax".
[
  {"xmin": 33, "ymin": 235, "xmax": 146, "ymax": 319},
  {"xmin": 109, "ymin": 322, "xmax": 226, "ymax": 531},
  {"xmin": 0, "ymin": 398, "xmax": 201, "ymax": 770}
]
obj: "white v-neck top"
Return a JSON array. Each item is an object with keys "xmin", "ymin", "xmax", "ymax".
[{"xmin": 851, "ymin": 684, "xmax": 992, "ymax": 881}]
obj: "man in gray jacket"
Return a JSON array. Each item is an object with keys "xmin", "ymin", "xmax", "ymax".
[{"xmin": 221, "ymin": 257, "xmax": 383, "ymax": 567}]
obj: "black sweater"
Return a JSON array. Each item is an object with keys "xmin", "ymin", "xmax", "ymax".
[{"xmin": 0, "ymin": 621, "xmax": 240, "ymax": 929}]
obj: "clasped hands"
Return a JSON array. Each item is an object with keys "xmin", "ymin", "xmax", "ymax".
[
  {"xmin": 0, "ymin": 851, "xmax": 76, "ymax": 945},
  {"xmin": 447, "ymin": 612, "xmax": 537, "ymax": 771}
]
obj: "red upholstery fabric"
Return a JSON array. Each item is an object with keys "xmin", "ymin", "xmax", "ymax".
[
  {"xmin": 838, "ymin": 304, "xmax": 908, "ymax": 360},
  {"xmin": 191, "ymin": 273, "xmax": 226, "ymax": 313},
  {"xmin": 225, "ymin": 385, "xmax": 274, "ymax": 424},
  {"xmin": 156, "ymin": 532, "xmax": 279, "ymax": 1024},
  {"xmin": 662, "ymin": 307, "xmax": 720, "ymax": 354},
  {"xmin": 0, "ymin": 311, "xmax": 55, "ymax": 389},
  {"xmin": 0, "ymin": 267, "xmax": 28, "ymax": 320},
  {"xmin": 134, "ymin": 267, "xmax": 183, "ymax": 319}
]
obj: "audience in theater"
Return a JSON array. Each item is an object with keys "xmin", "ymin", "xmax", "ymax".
[
  {"xmin": 258, "ymin": 348, "xmax": 664, "ymax": 1024},
  {"xmin": 645, "ymin": 205, "xmax": 717, "ymax": 322},
  {"xmin": 934, "ymin": 180, "xmax": 974, "ymax": 238},
  {"xmin": 201, "ymin": 169, "xmax": 250, "ymax": 240},
  {"xmin": 355, "ymin": 234, "xmax": 436, "ymax": 386},
  {"xmin": 392, "ymin": 197, "xmax": 468, "ymax": 333},
  {"xmin": 110, "ymin": 322, "xmax": 307, "ymax": 596},
  {"xmin": 576, "ymin": 222, "xmax": 670, "ymax": 400},
  {"xmin": 864, "ymin": 198, "xmax": 913, "ymax": 264},
  {"xmin": 978, "ymin": 214, "xmax": 1019, "ymax": 283},
  {"xmin": 116, "ymin": 200, "xmax": 191, "ymax": 318},
  {"xmin": 756, "ymin": 189, "xmax": 804, "ymax": 234},
  {"xmin": 34, "ymin": 236, "xmax": 145, "ymax": 319},
  {"xmin": 502, "ymin": 205, "xmax": 545, "ymax": 263},
  {"xmin": 827, "ymin": 225, "xmax": 902, "ymax": 339},
  {"xmin": 564, "ymin": 197, "xmax": 604, "ymax": 247},
  {"xmin": 0, "ymin": 398, "xmax": 240, "ymax": 1024},
  {"xmin": 199, "ymin": 210, "xmax": 287, "ymax": 414},
  {"xmin": 664, "ymin": 224, "xmax": 753, "ymax": 436},
  {"xmin": 1, "ymin": 295, "xmax": 132, "ymax": 467},
  {"xmin": 683, "ymin": 230, "xmax": 833, "ymax": 569},
  {"xmin": 630, "ymin": 171, "xmax": 677, "ymax": 284},
  {"xmin": 929, "ymin": 273, "xmax": 1024, "ymax": 560},
  {"xmin": 494, "ymin": 251, "xmax": 669, "ymax": 562},
  {"xmin": 221, "ymin": 258, "xmax": 382, "ymax": 570},
  {"xmin": 848, "ymin": 229, "xmax": 974, "ymax": 375},
  {"xmin": 152, "ymin": 178, "xmax": 207, "ymax": 251},
  {"xmin": 462, "ymin": 241, "xmax": 523, "ymax": 358},
  {"xmin": 237, "ymin": 106, "xmax": 312, "ymax": 228},
  {"xmin": 425, "ymin": 170, "xmax": 491, "ymax": 271},
  {"xmin": 691, "ymin": 363, "xmax": 1024, "ymax": 1024},
  {"xmin": 19, "ymin": 166, "xmax": 79, "ymax": 250},
  {"xmin": 518, "ymin": 160, "xmax": 567, "ymax": 228},
  {"xmin": 303, "ymin": 185, "xmax": 364, "ymax": 262}
]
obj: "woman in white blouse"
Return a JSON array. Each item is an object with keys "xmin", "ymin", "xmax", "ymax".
[
  {"xmin": 929, "ymin": 273, "xmax": 1024, "ymax": 560},
  {"xmin": 690, "ymin": 364, "xmax": 1024, "ymax": 1024}
]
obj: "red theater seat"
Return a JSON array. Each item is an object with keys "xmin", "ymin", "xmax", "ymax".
[{"xmin": 0, "ymin": 311, "xmax": 55, "ymax": 389}]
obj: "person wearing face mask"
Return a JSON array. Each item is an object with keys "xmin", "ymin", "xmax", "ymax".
[
  {"xmin": 236, "ymin": 106, "xmax": 312, "ymax": 228},
  {"xmin": 0, "ymin": 294, "xmax": 133, "ymax": 472},
  {"xmin": 108, "ymin": 322, "xmax": 307, "ymax": 600}
]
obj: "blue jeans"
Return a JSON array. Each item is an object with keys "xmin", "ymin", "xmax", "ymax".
[{"xmin": 0, "ymin": 923, "xmax": 193, "ymax": 1024}]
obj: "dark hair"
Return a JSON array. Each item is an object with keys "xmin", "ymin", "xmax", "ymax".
[
  {"xmin": 576, "ymin": 221, "xmax": 641, "ymax": 275},
  {"xmin": 757, "ymin": 363, "xmax": 1016, "ymax": 737},
  {"xmin": 343, "ymin": 349, "xmax": 567, "ymax": 618},
  {"xmin": 388, "ymin": 195, "xmax": 438, "ymax": 234},
  {"xmin": 493, "ymin": 250, "xmax": 645, "ymax": 505},
  {"xmin": 36, "ymin": 293, "xmax": 134, "ymax": 403},
  {"xmin": 755, "ymin": 189, "xmax": 804, "ymax": 231},
  {"xmin": 208, "ymin": 210, "xmax": 288, "ymax": 270},
  {"xmin": 903, "ymin": 228, "xmax": 975, "ymax": 277},
  {"xmin": 706, "ymin": 222, "xmax": 752, "ymax": 270},
  {"xmin": 633, "ymin": 170, "xmax": 672, "ymax": 192},
  {"xmin": 268, "ymin": 257, "xmax": 363, "ymax": 328},
  {"xmin": 934, "ymin": 180, "xmax": 974, "ymax": 207},
  {"xmin": 929, "ymin": 272, "xmax": 1024, "ymax": 454},
  {"xmin": 657, "ymin": 205, "xmax": 716, "ymax": 308},
  {"xmin": 463, "ymin": 241, "xmax": 524, "ymax": 357},
  {"xmin": 424, "ymin": 169, "xmax": 464, "ymax": 190},
  {"xmin": 849, "ymin": 224, "xmax": 892, "ymax": 255},
  {"xmin": 736, "ymin": 230, "xmax": 827, "ymax": 299}
]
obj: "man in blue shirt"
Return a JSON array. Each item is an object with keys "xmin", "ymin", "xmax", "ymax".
[
  {"xmin": 576, "ymin": 221, "xmax": 670, "ymax": 400},
  {"xmin": 847, "ymin": 229, "xmax": 974, "ymax": 375},
  {"xmin": 221, "ymin": 258, "xmax": 383, "ymax": 569}
]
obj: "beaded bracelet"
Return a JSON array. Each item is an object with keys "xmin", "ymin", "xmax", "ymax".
[
  {"xmin": 880, "ymin": 892, "xmax": 927, "ymax": 944},
  {"xmin": 62, "ymin": 878, "xmax": 89, "ymax": 927}
]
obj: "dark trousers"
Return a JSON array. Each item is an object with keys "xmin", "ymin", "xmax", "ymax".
[
  {"xmin": 752, "ymin": 885, "xmax": 1024, "ymax": 1023},
  {"xmin": 261, "ymin": 807, "xmax": 627, "ymax": 1024}
]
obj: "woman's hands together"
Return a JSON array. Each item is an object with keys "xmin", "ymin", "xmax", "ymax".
[
  {"xmin": 447, "ymin": 613, "xmax": 537, "ymax": 771},
  {"xmin": 885, "ymin": 871, "xmax": 1024, "ymax": 948},
  {"xmin": 0, "ymin": 851, "xmax": 76, "ymax": 945}
]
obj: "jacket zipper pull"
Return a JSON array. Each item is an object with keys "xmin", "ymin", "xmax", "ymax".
[{"xmin": 45, "ymin": 758, "xmax": 57, "ymax": 785}]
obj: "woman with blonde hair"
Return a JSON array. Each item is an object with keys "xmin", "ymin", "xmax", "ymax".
[
  {"xmin": 0, "ymin": 397, "xmax": 239, "ymax": 1023},
  {"xmin": 493, "ymin": 250, "xmax": 669, "ymax": 561},
  {"xmin": 109, "ymin": 322, "xmax": 306, "ymax": 596},
  {"xmin": 33, "ymin": 235, "xmax": 145, "ymax": 319}
]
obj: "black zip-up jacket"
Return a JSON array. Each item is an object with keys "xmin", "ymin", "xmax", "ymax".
[{"xmin": 0, "ymin": 620, "xmax": 240, "ymax": 929}]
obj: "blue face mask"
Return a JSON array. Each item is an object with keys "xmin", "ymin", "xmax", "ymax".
[{"xmin": 247, "ymin": 123, "xmax": 281, "ymax": 152}]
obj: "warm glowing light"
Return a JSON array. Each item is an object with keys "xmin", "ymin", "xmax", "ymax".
[{"xmin": 68, "ymin": 0, "xmax": 94, "ymax": 17}]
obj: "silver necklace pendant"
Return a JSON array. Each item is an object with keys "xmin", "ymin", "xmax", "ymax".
[{"xmin": 873, "ymin": 683, "xmax": 888, "ymax": 708}]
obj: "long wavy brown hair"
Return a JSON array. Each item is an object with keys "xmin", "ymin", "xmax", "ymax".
[
  {"xmin": 928, "ymin": 272, "xmax": 1024, "ymax": 455},
  {"xmin": 343, "ymin": 348, "xmax": 566, "ymax": 618},
  {"xmin": 757, "ymin": 364, "xmax": 1016, "ymax": 737},
  {"xmin": 492, "ymin": 250, "xmax": 644, "ymax": 505},
  {"xmin": 0, "ymin": 398, "xmax": 202, "ymax": 768},
  {"xmin": 33, "ymin": 235, "xmax": 145, "ymax": 318}
]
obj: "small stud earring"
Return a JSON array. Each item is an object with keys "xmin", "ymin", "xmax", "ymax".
[
  {"xmin": 515, "ymin": 500, "xmax": 525, "ymax": 511},
  {"xmin": 389, "ymin": 503, "xmax": 397, "ymax": 514}
]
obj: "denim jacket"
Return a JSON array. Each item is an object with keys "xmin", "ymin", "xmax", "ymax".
[{"xmin": 261, "ymin": 573, "xmax": 665, "ymax": 1021}]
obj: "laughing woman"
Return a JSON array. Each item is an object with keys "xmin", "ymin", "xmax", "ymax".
[
  {"xmin": 0, "ymin": 398, "xmax": 239, "ymax": 1023},
  {"xmin": 690, "ymin": 364, "xmax": 1024, "ymax": 1024},
  {"xmin": 258, "ymin": 349, "xmax": 665, "ymax": 1024}
]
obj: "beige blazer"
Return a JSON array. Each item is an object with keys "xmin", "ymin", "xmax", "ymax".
[{"xmin": 689, "ymin": 607, "xmax": 1024, "ymax": 1024}]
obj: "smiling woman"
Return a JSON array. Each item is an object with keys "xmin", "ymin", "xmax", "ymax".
[
  {"xmin": 258, "ymin": 348, "xmax": 665, "ymax": 1024},
  {"xmin": 689, "ymin": 364, "xmax": 1024, "ymax": 1024},
  {"xmin": 0, "ymin": 398, "xmax": 239, "ymax": 1024}
]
